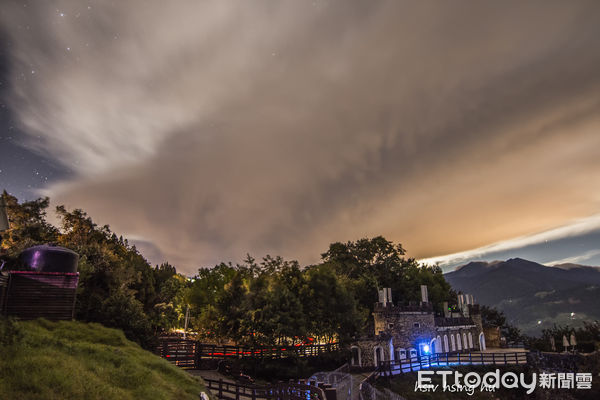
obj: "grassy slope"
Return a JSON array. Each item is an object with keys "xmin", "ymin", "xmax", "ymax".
[{"xmin": 0, "ymin": 319, "xmax": 206, "ymax": 400}]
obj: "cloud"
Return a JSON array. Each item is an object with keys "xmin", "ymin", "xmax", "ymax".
[
  {"xmin": 3, "ymin": 1, "xmax": 600, "ymax": 273},
  {"xmin": 420, "ymin": 215, "xmax": 600, "ymax": 268},
  {"xmin": 545, "ymin": 249, "xmax": 600, "ymax": 266}
]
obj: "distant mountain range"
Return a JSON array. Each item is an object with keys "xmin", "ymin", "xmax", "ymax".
[{"xmin": 444, "ymin": 258, "xmax": 600, "ymax": 335}]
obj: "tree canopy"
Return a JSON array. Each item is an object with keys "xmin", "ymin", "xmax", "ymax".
[
  {"xmin": 1, "ymin": 192, "xmax": 457, "ymax": 347},
  {"xmin": 1, "ymin": 192, "xmax": 188, "ymax": 348}
]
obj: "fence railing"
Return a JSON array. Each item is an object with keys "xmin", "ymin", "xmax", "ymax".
[
  {"xmin": 502, "ymin": 341, "xmax": 527, "ymax": 349},
  {"xmin": 157, "ymin": 338, "xmax": 198, "ymax": 367},
  {"xmin": 359, "ymin": 380, "xmax": 406, "ymax": 400},
  {"xmin": 359, "ymin": 370, "xmax": 407, "ymax": 400},
  {"xmin": 309, "ymin": 370, "xmax": 353, "ymax": 400},
  {"xmin": 156, "ymin": 339, "xmax": 341, "ymax": 368},
  {"xmin": 203, "ymin": 378, "xmax": 327, "ymax": 400},
  {"xmin": 378, "ymin": 351, "xmax": 528, "ymax": 376}
]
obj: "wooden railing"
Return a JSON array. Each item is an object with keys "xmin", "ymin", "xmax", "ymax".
[
  {"xmin": 203, "ymin": 378, "xmax": 327, "ymax": 400},
  {"xmin": 157, "ymin": 338, "xmax": 199, "ymax": 367},
  {"xmin": 378, "ymin": 351, "xmax": 528, "ymax": 376},
  {"xmin": 197, "ymin": 342, "xmax": 340, "ymax": 359},
  {"xmin": 156, "ymin": 339, "xmax": 341, "ymax": 368}
]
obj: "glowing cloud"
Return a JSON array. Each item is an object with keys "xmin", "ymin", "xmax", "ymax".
[{"xmin": 3, "ymin": 1, "xmax": 600, "ymax": 273}]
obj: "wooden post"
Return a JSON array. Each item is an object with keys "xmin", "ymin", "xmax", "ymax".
[
  {"xmin": 480, "ymin": 353, "xmax": 483, "ymax": 364},
  {"xmin": 218, "ymin": 379, "xmax": 223, "ymax": 399},
  {"xmin": 504, "ymin": 353, "xmax": 507, "ymax": 364},
  {"xmin": 236, "ymin": 384, "xmax": 240, "ymax": 400}
]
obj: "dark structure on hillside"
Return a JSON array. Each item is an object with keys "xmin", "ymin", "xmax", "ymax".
[{"xmin": 0, "ymin": 244, "xmax": 79, "ymax": 320}]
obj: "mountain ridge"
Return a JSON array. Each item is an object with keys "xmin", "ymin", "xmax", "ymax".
[{"xmin": 445, "ymin": 258, "xmax": 600, "ymax": 335}]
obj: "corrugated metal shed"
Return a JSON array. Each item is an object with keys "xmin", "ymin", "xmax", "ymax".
[{"xmin": 1, "ymin": 271, "xmax": 79, "ymax": 320}]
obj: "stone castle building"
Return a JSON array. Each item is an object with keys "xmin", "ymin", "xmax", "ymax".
[{"xmin": 350, "ymin": 286, "xmax": 486, "ymax": 368}]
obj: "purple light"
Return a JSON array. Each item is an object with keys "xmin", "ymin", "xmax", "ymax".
[{"xmin": 31, "ymin": 250, "xmax": 42, "ymax": 270}]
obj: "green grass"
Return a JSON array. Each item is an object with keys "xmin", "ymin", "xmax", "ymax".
[{"xmin": 0, "ymin": 318, "xmax": 206, "ymax": 400}]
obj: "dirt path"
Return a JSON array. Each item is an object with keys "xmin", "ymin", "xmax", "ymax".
[{"xmin": 187, "ymin": 369, "xmax": 236, "ymax": 384}]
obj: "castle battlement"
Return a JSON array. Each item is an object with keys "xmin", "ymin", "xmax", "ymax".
[{"xmin": 350, "ymin": 286, "xmax": 487, "ymax": 369}]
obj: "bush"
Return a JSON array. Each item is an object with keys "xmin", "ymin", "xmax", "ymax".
[{"xmin": 98, "ymin": 292, "xmax": 157, "ymax": 349}]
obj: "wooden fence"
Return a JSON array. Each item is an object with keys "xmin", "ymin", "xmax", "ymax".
[
  {"xmin": 378, "ymin": 351, "xmax": 528, "ymax": 376},
  {"xmin": 156, "ymin": 339, "xmax": 341, "ymax": 368},
  {"xmin": 203, "ymin": 378, "xmax": 328, "ymax": 400}
]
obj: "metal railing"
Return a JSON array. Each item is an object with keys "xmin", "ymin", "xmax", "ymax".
[
  {"xmin": 203, "ymin": 378, "xmax": 327, "ymax": 400},
  {"xmin": 359, "ymin": 370, "xmax": 407, "ymax": 400},
  {"xmin": 309, "ymin": 370, "xmax": 352, "ymax": 400},
  {"xmin": 378, "ymin": 351, "xmax": 528, "ymax": 376}
]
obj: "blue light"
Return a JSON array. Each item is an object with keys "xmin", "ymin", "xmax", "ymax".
[{"xmin": 423, "ymin": 344, "xmax": 430, "ymax": 354}]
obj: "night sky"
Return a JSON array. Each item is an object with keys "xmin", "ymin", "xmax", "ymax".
[
  {"xmin": 2, "ymin": 1, "xmax": 600, "ymax": 274},
  {"xmin": 0, "ymin": 30, "xmax": 71, "ymax": 200}
]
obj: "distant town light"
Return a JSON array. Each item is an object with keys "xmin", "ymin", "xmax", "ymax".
[{"xmin": 537, "ymin": 320, "xmax": 542, "ymax": 325}]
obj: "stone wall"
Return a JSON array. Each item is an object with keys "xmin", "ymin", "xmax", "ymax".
[
  {"xmin": 470, "ymin": 305, "xmax": 483, "ymax": 333},
  {"xmin": 356, "ymin": 300, "xmax": 489, "ymax": 367},
  {"xmin": 484, "ymin": 326, "xmax": 501, "ymax": 348},
  {"xmin": 373, "ymin": 305, "xmax": 437, "ymax": 350},
  {"xmin": 351, "ymin": 338, "xmax": 392, "ymax": 368}
]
